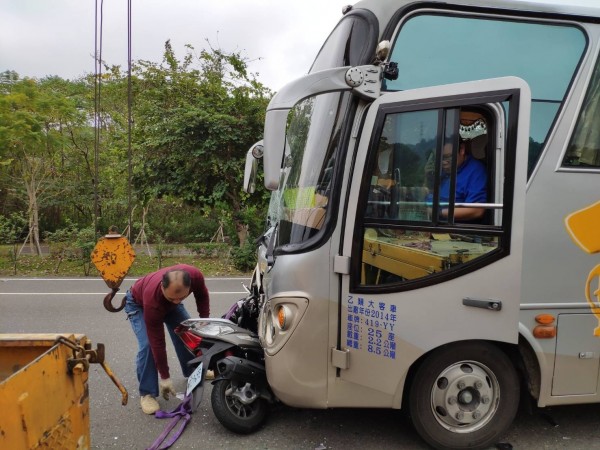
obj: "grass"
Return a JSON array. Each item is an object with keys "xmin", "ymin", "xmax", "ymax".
[{"xmin": 0, "ymin": 244, "xmax": 250, "ymax": 278}]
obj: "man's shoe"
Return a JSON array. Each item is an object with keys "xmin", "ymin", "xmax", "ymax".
[
  {"xmin": 205, "ymin": 370, "xmax": 215, "ymax": 380},
  {"xmin": 141, "ymin": 395, "xmax": 160, "ymax": 414}
]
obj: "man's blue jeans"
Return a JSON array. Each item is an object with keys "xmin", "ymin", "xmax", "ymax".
[{"xmin": 124, "ymin": 291, "xmax": 195, "ymax": 397}]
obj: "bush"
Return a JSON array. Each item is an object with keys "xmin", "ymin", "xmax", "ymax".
[
  {"xmin": 0, "ymin": 213, "xmax": 27, "ymax": 275},
  {"xmin": 0, "ymin": 213, "xmax": 28, "ymax": 245},
  {"xmin": 145, "ymin": 200, "xmax": 221, "ymax": 242},
  {"xmin": 75, "ymin": 226, "xmax": 96, "ymax": 275},
  {"xmin": 231, "ymin": 240, "xmax": 257, "ymax": 272},
  {"xmin": 44, "ymin": 222, "xmax": 98, "ymax": 275},
  {"xmin": 236, "ymin": 205, "xmax": 268, "ymax": 243}
]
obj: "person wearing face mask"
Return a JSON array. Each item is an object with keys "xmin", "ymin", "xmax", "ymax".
[
  {"xmin": 124, "ymin": 264, "xmax": 210, "ymax": 414},
  {"xmin": 438, "ymin": 138, "xmax": 488, "ymax": 222},
  {"xmin": 425, "ymin": 139, "xmax": 488, "ymax": 223}
]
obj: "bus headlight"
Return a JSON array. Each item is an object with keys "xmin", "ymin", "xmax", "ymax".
[{"xmin": 260, "ymin": 296, "xmax": 309, "ymax": 356}]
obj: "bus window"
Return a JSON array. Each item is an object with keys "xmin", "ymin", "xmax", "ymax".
[
  {"xmin": 365, "ymin": 110, "xmax": 436, "ymax": 222},
  {"xmin": 360, "ymin": 105, "xmax": 504, "ymax": 288},
  {"xmin": 562, "ymin": 53, "xmax": 600, "ymax": 169},
  {"xmin": 386, "ymin": 13, "xmax": 586, "ymax": 177}
]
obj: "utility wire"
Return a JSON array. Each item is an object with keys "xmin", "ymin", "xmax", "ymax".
[
  {"xmin": 94, "ymin": 0, "xmax": 104, "ymax": 236},
  {"xmin": 127, "ymin": 0, "xmax": 133, "ymax": 241}
]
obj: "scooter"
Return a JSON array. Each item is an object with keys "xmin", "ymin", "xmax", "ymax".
[{"xmin": 175, "ymin": 266, "xmax": 275, "ymax": 434}]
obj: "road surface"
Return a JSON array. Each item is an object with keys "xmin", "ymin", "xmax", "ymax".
[{"xmin": 1, "ymin": 277, "xmax": 599, "ymax": 449}]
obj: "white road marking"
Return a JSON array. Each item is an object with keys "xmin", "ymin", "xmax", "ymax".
[
  {"xmin": 0, "ymin": 277, "xmax": 249, "ymax": 282},
  {"xmin": 0, "ymin": 292, "xmax": 246, "ymax": 295}
]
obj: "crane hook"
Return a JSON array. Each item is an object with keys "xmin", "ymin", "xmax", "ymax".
[{"xmin": 103, "ymin": 287, "xmax": 125, "ymax": 312}]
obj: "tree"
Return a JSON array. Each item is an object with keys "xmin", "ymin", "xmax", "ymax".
[
  {"xmin": 131, "ymin": 42, "xmax": 272, "ymax": 245},
  {"xmin": 0, "ymin": 42, "xmax": 274, "ymax": 249},
  {"xmin": 0, "ymin": 75, "xmax": 85, "ymax": 254}
]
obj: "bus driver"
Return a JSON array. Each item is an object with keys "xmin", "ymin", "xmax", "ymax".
[{"xmin": 439, "ymin": 138, "xmax": 487, "ymax": 222}]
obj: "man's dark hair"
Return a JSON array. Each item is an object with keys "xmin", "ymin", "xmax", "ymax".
[{"xmin": 161, "ymin": 270, "xmax": 191, "ymax": 289}]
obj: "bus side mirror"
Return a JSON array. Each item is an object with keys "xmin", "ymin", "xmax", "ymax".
[
  {"xmin": 263, "ymin": 109, "xmax": 289, "ymax": 190},
  {"xmin": 244, "ymin": 141, "xmax": 264, "ymax": 194}
]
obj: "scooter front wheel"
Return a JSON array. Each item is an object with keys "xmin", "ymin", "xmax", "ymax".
[{"xmin": 211, "ymin": 379, "xmax": 268, "ymax": 434}]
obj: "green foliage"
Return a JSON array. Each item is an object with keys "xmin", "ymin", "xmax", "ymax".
[
  {"xmin": 44, "ymin": 220, "xmax": 80, "ymax": 245},
  {"xmin": 0, "ymin": 73, "xmax": 96, "ymax": 254},
  {"xmin": 0, "ymin": 43, "xmax": 273, "ymax": 249},
  {"xmin": 143, "ymin": 199, "xmax": 220, "ymax": 242},
  {"xmin": 44, "ymin": 221, "xmax": 97, "ymax": 275},
  {"xmin": 0, "ymin": 245, "xmax": 251, "ymax": 277},
  {"xmin": 0, "ymin": 212, "xmax": 27, "ymax": 274},
  {"xmin": 153, "ymin": 235, "xmax": 169, "ymax": 269},
  {"xmin": 230, "ymin": 240, "xmax": 257, "ymax": 272},
  {"xmin": 236, "ymin": 205, "xmax": 268, "ymax": 242},
  {"xmin": 75, "ymin": 226, "xmax": 96, "ymax": 275},
  {"xmin": 0, "ymin": 212, "xmax": 28, "ymax": 244},
  {"xmin": 131, "ymin": 42, "xmax": 271, "ymax": 237}
]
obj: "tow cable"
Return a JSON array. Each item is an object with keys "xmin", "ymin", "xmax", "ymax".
[
  {"xmin": 146, "ymin": 394, "xmax": 193, "ymax": 450},
  {"xmin": 146, "ymin": 362, "xmax": 204, "ymax": 449}
]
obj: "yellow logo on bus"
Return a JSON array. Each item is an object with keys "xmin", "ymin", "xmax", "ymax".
[{"xmin": 565, "ymin": 200, "xmax": 600, "ymax": 336}]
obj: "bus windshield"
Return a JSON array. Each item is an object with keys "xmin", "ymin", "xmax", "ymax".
[
  {"xmin": 268, "ymin": 11, "xmax": 374, "ymax": 249},
  {"xmin": 272, "ymin": 92, "xmax": 345, "ymax": 248}
]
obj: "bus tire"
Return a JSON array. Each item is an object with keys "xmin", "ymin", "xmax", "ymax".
[{"xmin": 409, "ymin": 341, "xmax": 519, "ymax": 450}]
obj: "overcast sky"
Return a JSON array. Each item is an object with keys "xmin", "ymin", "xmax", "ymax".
[
  {"xmin": 0, "ymin": 0, "xmax": 350, "ymax": 91},
  {"xmin": 4, "ymin": 0, "xmax": 600, "ymax": 92}
]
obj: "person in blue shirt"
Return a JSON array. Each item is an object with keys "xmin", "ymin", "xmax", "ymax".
[{"xmin": 437, "ymin": 139, "xmax": 488, "ymax": 222}]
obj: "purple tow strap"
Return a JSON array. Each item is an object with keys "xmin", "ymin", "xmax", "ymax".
[{"xmin": 146, "ymin": 395, "xmax": 193, "ymax": 450}]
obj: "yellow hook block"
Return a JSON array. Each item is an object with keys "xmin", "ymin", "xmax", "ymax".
[{"xmin": 91, "ymin": 230, "xmax": 136, "ymax": 289}]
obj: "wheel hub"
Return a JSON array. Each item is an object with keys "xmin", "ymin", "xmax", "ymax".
[
  {"xmin": 227, "ymin": 382, "xmax": 259, "ymax": 405},
  {"xmin": 431, "ymin": 362, "xmax": 499, "ymax": 432}
]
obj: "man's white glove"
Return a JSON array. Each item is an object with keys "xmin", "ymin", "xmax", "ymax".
[{"xmin": 159, "ymin": 378, "xmax": 176, "ymax": 400}]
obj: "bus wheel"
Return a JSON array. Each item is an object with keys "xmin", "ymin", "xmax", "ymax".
[{"xmin": 409, "ymin": 342, "xmax": 519, "ymax": 450}]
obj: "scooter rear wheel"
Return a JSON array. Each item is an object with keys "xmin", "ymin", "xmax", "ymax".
[{"xmin": 211, "ymin": 379, "xmax": 268, "ymax": 434}]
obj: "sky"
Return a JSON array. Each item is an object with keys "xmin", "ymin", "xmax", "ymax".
[
  {"xmin": 3, "ymin": 0, "xmax": 600, "ymax": 92},
  {"xmin": 0, "ymin": 0, "xmax": 351, "ymax": 91}
]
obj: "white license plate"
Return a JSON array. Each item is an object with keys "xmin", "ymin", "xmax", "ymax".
[{"xmin": 186, "ymin": 362, "xmax": 203, "ymax": 397}]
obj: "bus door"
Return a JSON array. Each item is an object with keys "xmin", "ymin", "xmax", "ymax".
[{"xmin": 336, "ymin": 77, "xmax": 531, "ymax": 399}]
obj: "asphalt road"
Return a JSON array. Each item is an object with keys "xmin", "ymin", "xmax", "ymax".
[{"xmin": 2, "ymin": 277, "xmax": 600, "ymax": 449}]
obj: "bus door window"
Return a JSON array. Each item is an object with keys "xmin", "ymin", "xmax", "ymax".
[
  {"xmin": 366, "ymin": 110, "xmax": 436, "ymax": 221},
  {"xmin": 360, "ymin": 105, "xmax": 505, "ymax": 288}
]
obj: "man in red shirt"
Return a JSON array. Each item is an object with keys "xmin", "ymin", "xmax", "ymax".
[{"xmin": 124, "ymin": 264, "xmax": 210, "ymax": 414}]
